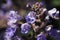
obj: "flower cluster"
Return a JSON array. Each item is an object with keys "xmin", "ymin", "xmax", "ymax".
[{"xmin": 2, "ymin": 1, "xmax": 60, "ymax": 40}]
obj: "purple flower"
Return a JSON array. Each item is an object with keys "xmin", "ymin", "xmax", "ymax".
[
  {"xmin": 40, "ymin": 1, "xmax": 45, "ymax": 6},
  {"xmin": 4, "ymin": 10, "xmax": 21, "ymax": 40},
  {"xmin": 7, "ymin": 10, "xmax": 22, "ymax": 24},
  {"xmin": 25, "ymin": 11, "xmax": 36, "ymax": 24},
  {"xmin": 37, "ymin": 32, "xmax": 46, "ymax": 40},
  {"xmin": 45, "ymin": 25, "xmax": 60, "ymax": 40},
  {"xmin": 4, "ymin": 25, "xmax": 17, "ymax": 40},
  {"xmin": 21, "ymin": 23, "xmax": 31, "ymax": 34}
]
